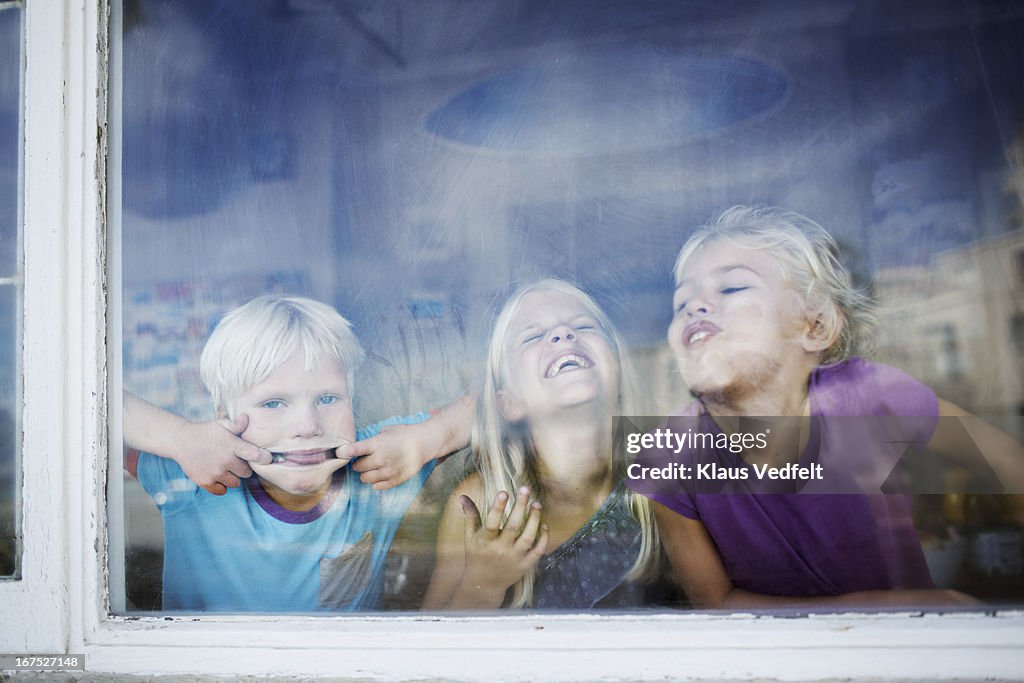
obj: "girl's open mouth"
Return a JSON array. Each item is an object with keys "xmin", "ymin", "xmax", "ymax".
[
  {"xmin": 545, "ymin": 351, "xmax": 594, "ymax": 378},
  {"xmin": 683, "ymin": 320, "xmax": 721, "ymax": 348}
]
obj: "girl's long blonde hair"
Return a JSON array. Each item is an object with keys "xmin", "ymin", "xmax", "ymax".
[{"xmin": 473, "ymin": 278, "xmax": 659, "ymax": 608}]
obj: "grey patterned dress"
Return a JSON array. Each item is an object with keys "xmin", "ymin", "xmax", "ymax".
[{"xmin": 531, "ymin": 483, "xmax": 647, "ymax": 608}]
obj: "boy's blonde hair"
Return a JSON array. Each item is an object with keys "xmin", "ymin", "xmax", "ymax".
[
  {"xmin": 475, "ymin": 278, "xmax": 658, "ymax": 607},
  {"xmin": 673, "ymin": 205, "xmax": 878, "ymax": 365},
  {"xmin": 200, "ymin": 295, "xmax": 365, "ymax": 417}
]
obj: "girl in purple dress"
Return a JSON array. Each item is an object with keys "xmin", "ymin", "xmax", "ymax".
[{"xmin": 639, "ymin": 206, "xmax": 1023, "ymax": 609}]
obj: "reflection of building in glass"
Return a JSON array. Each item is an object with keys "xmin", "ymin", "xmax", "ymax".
[
  {"xmin": 874, "ymin": 231, "xmax": 1024, "ymax": 421},
  {"xmin": 1007, "ymin": 127, "xmax": 1024, "ymax": 233}
]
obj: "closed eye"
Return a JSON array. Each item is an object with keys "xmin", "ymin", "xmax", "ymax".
[
  {"xmin": 721, "ymin": 286, "xmax": 749, "ymax": 295},
  {"xmin": 522, "ymin": 333, "xmax": 543, "ymax": 345}
]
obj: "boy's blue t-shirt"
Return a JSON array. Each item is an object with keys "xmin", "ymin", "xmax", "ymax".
[{"xmin": 137, "ymin": 413, "xmax": 434, "ymax": 613}]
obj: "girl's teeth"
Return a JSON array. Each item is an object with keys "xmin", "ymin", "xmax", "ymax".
[{"xmin": 547, "ymin": 354, "xmax": 589, "ymax": 378}]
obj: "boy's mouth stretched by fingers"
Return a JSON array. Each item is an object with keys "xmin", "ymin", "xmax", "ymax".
[
  {"xmin": 269, "ymin": 439, "xmax": 354, "ymax": 466},
  {"xmin": 270, "ymin": 450, "xmax": 330, "ymax": 466}
]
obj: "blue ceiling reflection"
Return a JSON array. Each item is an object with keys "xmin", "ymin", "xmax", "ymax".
[
  {"xmin": 120, "ymin": 0, "xmax": 1024, "ymax": 352},
  {"xmin": 424, "ymin": 51, "xmax": 789, "ymax": 153}
]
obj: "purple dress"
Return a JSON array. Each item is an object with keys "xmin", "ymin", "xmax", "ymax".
[{"xmin": 631, "ymin": 359, "xmax": 936, "ymax": 597}]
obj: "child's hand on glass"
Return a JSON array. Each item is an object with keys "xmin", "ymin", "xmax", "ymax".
[
  {"xmin": 175, "ymin": 414, "xmax": 272, "ymax": 495},
  {"xmin": 342, "ymin": 392, "xmax": 475, "ymax": 490},
  {"xmin": 338, "ymin": 423, "xmax": 436, "ymax": 490},
  {"xmin": 455, "ymin": 486, "xmax": 549, "ymax": 606}
]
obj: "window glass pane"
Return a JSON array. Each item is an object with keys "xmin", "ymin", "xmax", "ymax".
[
  {"xmin": 0, "ymin": 3, "xmax": 22, "ymax": 580},
  {"xmin": 116, "ymin": 0, "xmax": 1024, "ymax": 614},
  {"xmin": 0, "ymin": 6, "xmax": 18, "ymax": 277},
  {"xmin": 0, "ymin": 288, "xmax": 16, "ymax": 580}
]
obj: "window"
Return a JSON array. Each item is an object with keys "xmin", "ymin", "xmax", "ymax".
[
  {"xmin": 1, "ymin": 1, "xmax": 1023, "ymax": 679},
  {"xmin": 114, "ymin": 0, "xmax": 1024, "ymax": 617},
  {"xmin": 0, "ymin": 1, "xmax": 21, "ymax": 580}
]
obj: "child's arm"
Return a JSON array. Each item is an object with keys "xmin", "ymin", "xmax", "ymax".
[
  {"xmin": 653, "ymin": 501, "xmax": 979, "ymax": 609},
  {"xmin": 927, "ymin": 399, "xmax": 1024, "ymax": 493},
  {"xmin": 422, "ymin": 476, "xmax": 548, "ymax": 610},
  {"xmin": 341, "ymin": 390, "xmax": 477, "ymax": 491},
  {"xmin": 123, "ymin": 391, "xmax": 272, "ymax": 495}
]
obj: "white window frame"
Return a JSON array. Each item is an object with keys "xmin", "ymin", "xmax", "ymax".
[{"xmin": 1, "ymin": 1, "xmax": 1023, "ymax": 679}]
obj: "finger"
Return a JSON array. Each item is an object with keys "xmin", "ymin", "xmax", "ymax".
[
  {"xmin": 203, "ymin": 482, "xmax": 228, "ymax": 496},
  {"xmin": 529, "ymin": 524, "xmax": 550, "ymax": 561},
  {"xmin": 234, "ymin": 441, "xmax": 272, "ymax": 466},
  {"xmin": 371, "ymin": 479, "xmax": 398, "ymax": 492},
  {"xmin": 503, "ymin": 486, "xmax": 531, "ymax": 536},
  {"xmin": 222, "ymin": 412, "xmax": 249, "ymax": 435},
  {"xmin": 483, "ymin": 491, "xmax": 508, "ymax": 533},
  {"xmin": 359, "ymin": 467, "xmax": 392, "ymax": 485},
  {"xmin": 221, "ymin": 414, "xmax": 272, "ymax": 465},
  {"xmin": 351, "ymin": 453, "xmax": 384, "ymax": 473},
  {"xmin": 516, "ymin": 501, "xmax": 543, "ymax": 546},
  {"xmin": 459, "ymin": 495, "xmax": 482, "ymax": 540},
  {"xmin": 228, "ymin": 460, "xmax": 254, "ymax": 479},
  {"xmin": 339, "ymin": 438, "xmax": 377, "ymax": 463},
  {"xmin": 219, "ymin": 474, "xmax": 241, "ymax": 489}
]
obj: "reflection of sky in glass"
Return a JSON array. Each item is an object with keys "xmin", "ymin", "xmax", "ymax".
[
  {"xmin": 0, "ymin": 6, "xmax": 19, "ymax": 419},
  {"xmin": 0, "ymin": 8, "xmax": 19, "ymax": 276}
]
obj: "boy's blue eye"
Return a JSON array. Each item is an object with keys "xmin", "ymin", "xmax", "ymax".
[
  {"xmin": 318, "ymin": 395, "xmax": 338, "ymax": 406},
  {"xmin": 261, "ymin": 399, "xmax": 285, "ymax": 409}
]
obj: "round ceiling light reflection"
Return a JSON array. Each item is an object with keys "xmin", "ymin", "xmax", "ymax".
[{"xmin": 424, "ymin": 50, "xmax": 788, "ymax": 154}]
